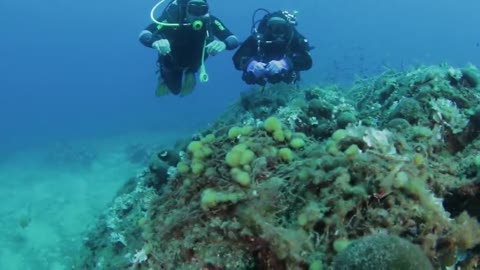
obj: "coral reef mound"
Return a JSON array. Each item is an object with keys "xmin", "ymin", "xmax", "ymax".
[{"xmin": 76, "ymin": 64, "xmax": 480, "ymax": 270}]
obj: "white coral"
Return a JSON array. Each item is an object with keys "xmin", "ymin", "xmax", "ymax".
[
  {"xmin": 345, "ymin": 125, "xmax": 397, "ymax": 155},
  {"xmin": 448, "ymin": 67, "xmax": 462, "ymax": 81},
  {"xmin": 362, "ymin": 127, "xmax": 397, "ymax": 155},
  {"xmin": 131, "ymin": 249, "xmax": 148, "ymax": 264},
  {"xmin": 430, "ymin": 98, "xmax": 468, "ymax": 134},
  {"xmin": 167, "ymin": 166, "xmax": 178, "ymax": 180},
  {"xmin": 110, "ymin": 232, "xmax": 127, "ymax": 246},
  {"xmin": 277, "ymin": 106, "xmax": 303, "ymax": 130}
]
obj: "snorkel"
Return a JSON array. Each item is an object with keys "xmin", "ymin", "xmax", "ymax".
[{"xmin": 150, "ymin": 0, "xmax": 210, "ymax": 82}]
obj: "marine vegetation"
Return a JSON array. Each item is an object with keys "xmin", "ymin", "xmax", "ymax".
[{"xmin": 76, "ymin": 64, "xmax": 480, "ymax": 270}]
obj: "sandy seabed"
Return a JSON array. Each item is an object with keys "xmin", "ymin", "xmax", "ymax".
[{"xmin": 0, "ymin": 131, "xmax": 187, "ymax": 270}]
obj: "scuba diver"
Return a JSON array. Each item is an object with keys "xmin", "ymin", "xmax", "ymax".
[
  {"xmin": 139, "ymin": 0, "xmax": 239, "ymax": 96},
  {"xmin": 233, "ymin": 10, "xmax": 313, "ymax": 86}
]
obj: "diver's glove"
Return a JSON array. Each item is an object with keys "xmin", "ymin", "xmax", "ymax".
[
  {"xmin": 246, "ymin": 60, "xmax": 267, "ymax": 78},
  {"xmin": 152, "ymin": 39, "xmax": 171, "ymax": 55},
  {"xmin": 266, "ymin": 58, "xmax": 290, "ymax": 74},
  {"xmin": 206, "ymin": 40, "xmax": 226, "ymax": 56}
]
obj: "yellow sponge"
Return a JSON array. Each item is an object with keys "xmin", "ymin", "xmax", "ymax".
[{"xmin": 264, "ymin": 116, "xmax": 282, "ymax": 133}]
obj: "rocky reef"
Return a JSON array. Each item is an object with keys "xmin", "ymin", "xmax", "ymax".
[{"xmin": 75, "ymin": 64, "xmax": 480, "ymax": 270}]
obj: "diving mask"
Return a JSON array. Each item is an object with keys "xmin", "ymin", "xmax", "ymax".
[
  {"xmin": 266, "ymin": 17, "xmax": 290, "ymax": 39},
  {"xmin": 187, "ymin": 0, "xmax": 209, "ymax": 17}
]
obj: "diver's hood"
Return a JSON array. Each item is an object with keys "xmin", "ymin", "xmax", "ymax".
[
  {"xmin": 256, "ymin": 11, "xmax": 295, "ymax": 39},
  {"xmin": 177, "ymin": 0, "xmax": 208, "ymax": 8}
]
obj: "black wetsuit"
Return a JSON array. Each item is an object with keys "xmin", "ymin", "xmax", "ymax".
[
  {"xmin": 140, "ymin": 2, "xmax": 237, "ymax": 94},
  {"xmin": 233, "ymin": 27, "xmax": 313, "ymax": 86}
]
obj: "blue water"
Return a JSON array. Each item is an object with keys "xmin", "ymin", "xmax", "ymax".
[
  {"xmin": 0, "ymin": 0, "xmax": 479, "ymax": 268},
  {"xmin": 1, "ymin": 0, "xmax": 479, "ymax": 154}
]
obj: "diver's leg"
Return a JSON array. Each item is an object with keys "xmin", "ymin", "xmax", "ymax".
[
  {"xmin": 155, "ymin": 57, "xmax": 169, "ymax": 96},
  {"xmin": 158, "ymin": 57, "xmax": 183, "ymax": 96},
  {"xmin": 180, "ymin": 69, "xmax": 197, "ymax": 96},
  {"xmin": 156, "ymin": 80, "xmax": 170, "ymax": 97}
]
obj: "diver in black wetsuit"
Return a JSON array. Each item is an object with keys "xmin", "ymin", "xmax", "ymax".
[
  {"xmin": 233, "ymin": 10, "xmax": 313, "ymax": 86},
  {"xmin": 139, "ymin": 0, "xmax": 239, "ymax": 96}
]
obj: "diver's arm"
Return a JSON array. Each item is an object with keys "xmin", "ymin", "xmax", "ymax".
[
  {"xmin": 209, "ymin": 15, "xmax": 239, "ymax": 50},
  {"xmin": 232, "ymin": 36, "xmax": 258, "ymax": 70},
  {"xmin": 139, "ymin": 4, "xmax": 176, "ymax": 48},
  {"xmin": 288, "ymin": 35, "xmax": 313, "ymax": 71},
  {"xmin": 139, "ymin": 23, "xmax": 158, "ymax": 47},
  {"xmin": 139, "ymin": 0, "xmax": 182, "ymax": 48},
  {"xmin": 288, "ymin": 51, "xmax": 312, "ymax": 71},
  {"xmin": 139, "ymin": 23, "xmax": 170, "ymax": 48}
]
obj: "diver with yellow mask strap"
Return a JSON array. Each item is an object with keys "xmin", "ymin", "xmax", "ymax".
[{"xmin": 139, "ymin": 0, "xmax": 239, "ymax": 96}]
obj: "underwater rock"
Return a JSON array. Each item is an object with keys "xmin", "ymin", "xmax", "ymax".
[
  {"xmin": 307, "ymin": 98, "xmax": 333, "ymax": 119},
  {"xmin": 378, "ymin": 83, "xmax": 396, "ymax": 104},
  {"xmin": 239, "ymin": 85, "xmax": 297, "ymax": 118},
  {"xmin": 443, "ymin": 181, "xmax": 480, "ymax": 219},
  {"xmin": 470, "ymin": 108, "xmax": 480, "ymax": 129},
  {"xmin": 460, "ymin": 66, "xmax": 479, "ymax": 88},
  {"xmin": 384, "ymin": 118, "xmax": 411, "ymax": 132},
  {"xmin": 311, "ymin": 122, "xmax": 335, "ymax": 138},
  {"xmin": 336, "ymin": 111, "xmax": 357, "ymax": 128},
  {"xmin": 157, "ymin": 149, "xmax": 180, "ymax": 166},
  {"xmin": 388, "ymin": 97, "xmax": 423, "ymax": 124},
  {"xmin": 144, "ymin": 150, "xmax": 179, "ymax": 193},
  {"xmin": 445, "ymin": 65, "xmax": 480, "ymax": 89},
  {"xmin": 332, "ymin": 234, "xmax": 433, "ymax": 270}
]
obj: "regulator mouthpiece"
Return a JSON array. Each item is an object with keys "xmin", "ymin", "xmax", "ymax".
[{"xmin": 192, "ymin": 20, "xmax": 203, "ymax": 30}]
